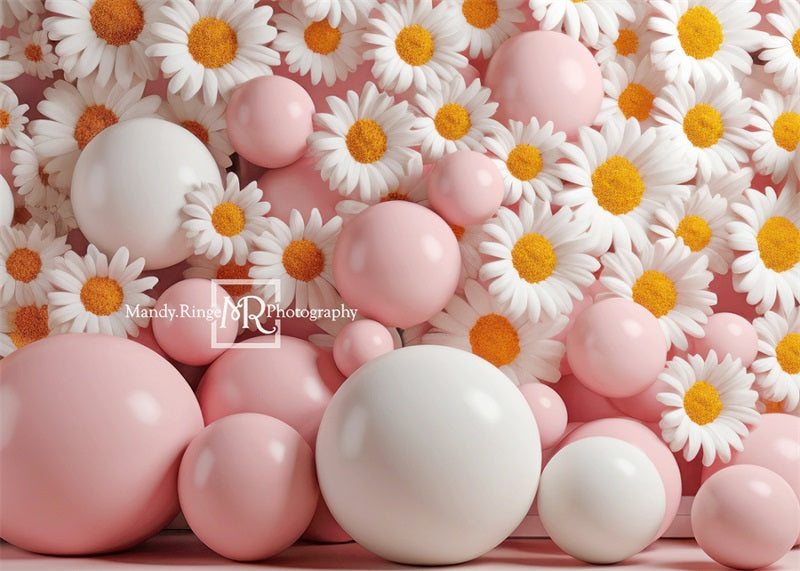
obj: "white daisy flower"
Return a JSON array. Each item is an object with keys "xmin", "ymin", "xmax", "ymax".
[
  {"xmin": 0, "ymin": 0, "xmax": 43, "ymax": 29},
  {"xmin": 761, "ymin": 0, "xmax": 800, "ymax": 93},
  {"xmin": 594, "ymin": 0, "xmax": 658, "ymax": 65},
  {"xmin": 482, "ymin": 117, "xmax": 566, "ymax": 206},
  {"xmin": 752, "ymin": 307, "xmax": 800, "ymax": 411},
  {"xmin": 43, "ymin": 0, "xmax": 158, "ymax": 87},
  {"xmin": 479, "ymin": 199, "xmax": 600, "ymax": 323},
  {"xmin": 272, "ymin": 0, "xmax": 364, "ymax": 87},
  {"xmin": 705, "ymin": 166, "xmax": 754, "ymax": 205},
  {"xmin": 648, "ymin": 0, "xmax": 766, "ymax": 85},
  {"xmin": 750, "ymin": 89, "xmax": 800, "ymax": 185},
  {"xmin": 595, "ymin": 55, "xmax": 667, "ymax": 128},
  {"xmin": 184, "ymin": 254, "xmax": 257, "ymax": 302},
  {"xmin": 0, "ymin": 84, "xmax": 29, "ymax": 146},
  {"xmin": 447, "ymin": 0, "xmax": 525, "ymax": 59},
  {"xmin": 423, "ymin": 278, "xmax": 567, "ymax": 384},
  {"xmin": 146, "ymin": 0, "xmax": 280, "ymax": 105},
  {"xmin": 653, "ymin": 76, "xmax": 754, "ymax": 182},
  {"xmin": 727, "ymin": 184, "xmax": 800, "ymax": 314},
  {"xmin": 529, "ymin": 0, "xmax": 636, "ymax": 48},
  {"xmin": 10, "ymin": 132, "xmax": 58, "ymax": 207},
  {"xmin": 363, "ymin": 0, "xmax": 468, "ymax": 95},
  {"xmin": 308, "ymin": 81, "xmax": 422, "ymax": 201},
  {"xmin": 555, "ymin": 118, "xmax": 695, "ymax": 255},
  {"xmin": 29, "ymin": 76, "xmax": 161, "ymax": 189},
  {"xmin": 599, "ymin": 238, "xmax": 716, "ymax": 351},
  {"xmin": 159, "ymin": 91, "xmax": 233, "ymax": 169},
  {"xmin": 413, "ymin": 76, "xmax": 500, "ymax": 162},
  {"xmin": 0, "ymin": 302, "xmax": 52, "ymax": 356},
  {"xmin": 650, "ymin": 186, "xmax": 733, "ymax": 275},
  {"xmin": 300, "ymin": 0, "xmax": 377, "ymax": 27},
  {"xmin": 0, "ymin": 222, "xmax": 69, "ymax": 307},
  {"xmin": 249, "ymin": 208, "xmax": 342, "ymax": 311},
  {"xmin": 46, "ymin": 244, "xmax": 158, "ymax": 337},
  {"xmin": 25, "ymin": 186, "xmax": 77, "ymax": 236},
  {"xmin": 657, "ymin": 350, "xmax": 760, "ymax": 466},
  {"xmin": 6, "ymin": 14, "xmax": 58, "ymax": 79},
  {"xmin": 0, "ymin": 40, "xmax": 25, "ymax": 82},
  {"xmin": 182, "ymin": 172, "xmax": 271, "ymax": 266}
]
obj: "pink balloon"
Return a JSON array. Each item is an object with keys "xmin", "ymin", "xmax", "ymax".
[
  {"xmin": 151, "ymin": 279, "xmax": 238, "ymax": 366},
  {"xmin": 303, "ymin": 497, "xmax": 352, "ymax": 544},
  {"xmin": 258, "ymin": 155, "xmax": 341, "ymax": 222},
  {"xmin": 427, "ymin": 150, "xmax": 504, "ymax": 226},
  {"xmin": 558, "ymin": 418, "xmax": 682, "ymax": 542},
  {"xmin": 690, "ymin": 312, "xmax": 758, "ymax": 367},
  {"xmin": 178, "ymin": 413, "xmax": 319, "ymax": 561},
  {"xmin": 226, "ymin": 75, "xmax": 315, "ymax": 169},
  {"xmin": 484, "ymin": 31, "xmax": 603, "ymax": 139},
  {"xmin": 333, "ymin": 319, "xmax": 395, "ymax": 377},
  {"xmin": 0, "ymin": 334, "xmax": 203, "ymax": 555},
  {"xmin": 333, "ymin": 201, "xmax": 461, "ymax": 328},
  {"xmin": 692, "ymin": 465, "xmax": 800, "ymax": 570},
  {"xmin": 609, "ymin": 377, "xmax": 671, "ymax": 423},
  {"xmin": 197, "ymin": 335, "xmax": 341, "ymax": 447},
  {"xmin": 130, "ymin": 324, "xmax": 170, "ymax": 360},
  {"xmin": 551, "ymin": 375, "xmax": 621, "ymax": 423},
  {"xmin": 566, "ymin": 298, "xmax": 668, "ymax": 398},
  {"xmin": 519, "ymin": 383, "xmax": 567, "ymax": 449}
]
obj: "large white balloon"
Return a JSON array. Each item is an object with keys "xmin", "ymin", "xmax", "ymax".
[
  {"xmin": 537, "ymin": 436, "xmax": 666, "ymax": 564},
  {"xmin": 315, "ymin": 345, "xmax": 541, "ymax": 566},
  {"xmin": 71, "ymin": 117, "xmax": 222, "ymax": 269},
  {"xmin": 0, "ymin": 175, "xmax": 13, "ymax": 227}
]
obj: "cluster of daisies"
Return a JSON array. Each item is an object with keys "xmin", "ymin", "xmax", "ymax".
[{"xmin": 0, "ymin": 0, "xmax": 799, "ymax": 469}]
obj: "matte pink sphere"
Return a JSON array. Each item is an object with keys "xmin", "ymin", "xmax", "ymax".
[
  {"xmin": 427, "ymin": 150, "xmax": 504, "ymax": 226},
  {"xmin": 518, "ymin": 382, "xmax": 568, "ymax": 449},
  {"xmin": 333, "ymin": 201, "xmax": 461, "ymax": 328},
  {"xmin": 333, "ymin": 319, "xmax": 395, "ymax": 377},
  {"xmin": 691, "ymin": 312, "xmax": 758, "ymax": 367},
  {"xmin": 226, "ymin": 75, "xmax": 315, "ymax": 168},
  {"xmin": 0, "ymin": 334, "xmax": 203, "ymax": 555},
  {"xmin": 258, "ymin": 156, "xmax": 342, "ymax": 222}
]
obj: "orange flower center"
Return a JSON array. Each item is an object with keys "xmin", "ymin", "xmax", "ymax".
[
  {"xmin": 614, "ymin": 29, "xmax": 639, "ymax": 57},
  {"xmin": 6, "ymin": 248, "xmax": 42, "ymax": 283},
  {"xmin": 216, "ymin": 260, "xmax": 254, "ymax": 297},
  {"xmin": 346, "ymin": 119, "xmax": 387, "ymax": 164},
  {"xmin": 282, "ymin": 239, "xmax": 324, "ymax": 282},
  {"xmin": 24, "ymin": 43, "xmax": 43, "ymax": 62},
  {"xmin": 9, "ymin": 305, "xmax": 49, "ymax": 348},
  {"xmin": 0, "ymin": 110, "xmax": 9, "ymax": 129},
  {"xmin": 462, "ymin": 0, "xmax": 499, "ymax": 30},
  {"xmin": 618, "ymin": 83, "xmax": 655, "ymax": 121},
  {"xmin": 188, "ymin": 17, "xmax": 238, "ymax": 69},
  {"xmin": 90, "ymin": 0, "xmax": 144, "ymax": 47},
  {"xmin": 80, "ymin": 276, "xmax": 124, "ymax": 316},
  {"xmin": 74, "ymin": 105, "xmax": 118, "ymax": 150},
  {"xmin": 181, "ymin": 120, "xmax": 209, "ymax": 145},
  {"xmin": 395, "ymin": 25, "xmax": 434, "ymax": 66},
  {"xmin": 211, "ymin": 202, "xmax": 246, "ymax": 237},
  {"xmin": 304, "ymin": 20, "xmax": 342, "ymax": 55},
  {"xmin": 469, "ymin": 313, "xmax": 521, "ymax": 368}
]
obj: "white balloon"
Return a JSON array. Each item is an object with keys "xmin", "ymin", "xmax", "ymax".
[
  {"xmin": 315, "ymin": 345, "xmax": 541, "ymax": 566},
  {"xmin": 71, "ymin": 117, "xmax": 222, "ymax": 269},
  {"xmin": 0, "ymin": 175, "xmax": 13, "ymax": 227},
  {"xmin": 537, "ymin": 436, "xmax": 666, "ymax": 564}
]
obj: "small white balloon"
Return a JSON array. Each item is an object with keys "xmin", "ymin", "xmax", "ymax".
[
  {"xmin": 0, "ymin": 175, "xmax": 14, "ymax": 227},
  {"xmin": 315, "ymin": 345, "xmax": 541, "ymax": 566},
  {"xmin": 71, "ymin": 117, "xmax": 222, "ymax": 269},
  {"xmin": 537, "ymin": 436, "xmax": 666, "ymax": 565}
]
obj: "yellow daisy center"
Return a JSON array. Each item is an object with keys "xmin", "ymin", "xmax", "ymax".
[
  {"xmin": 5, "ymin": 248, "xmax": 42, "ymax": 283},
  {"xmin": 80, "ymin": 276, "xmax": 124, "ymax": 316},
  {"xmin": 591, "ymin": 155, "xmax": 646, "ymax": 215},
  {"xmin": 776, "ymin": 332, "xmax": 800, "ymax": 374},
  {"xmin": 304, "ymin": 20, "xmax": 341, "ymax": 55},
  {"xmin": 792, "ymin": 29, "xmax": 800, "ymax": 58},
  {"xmin": 675, "ymin": 215, "xmax": 712, "ymax": 252},
  {"xmin": 683, "ymin": 381, "xmax": 723, "ymax": 425},
  {"xmin": 90, "ymin": 0, "xmax": 144, "ymax": 47},
  {"xmin": 215, "ymin": 260, "xmax": 253, "ymax": 297},
  {"xmin": 677, "ymin": 6, "xmax": 724, "ymax": 60},
  {"xmin": 282, "ymin": 239, "xmax": 324, "ymax": 282},
  {"xmin": 762, "ymin": 399, "xmax": 785, "ymax": 413},
  {"xmin": 74, "ymin": 105, "xmax": 118, "ymax": 150},
  {"xmin": 211, "ymin": 202, "xmax": 246, "ymax": 237},
  {"xmin": 511, "ymin": 233, "xmax": 557, "ymax": 283},
  {"xmin": 449, "ymin": 223, "xmax": 465, "ymax": 241},
  {"xmin": 24, "ymin": 43, "xmax": 43, "ymax": 62},
  {"xmin": 181, "ymin": 120, "xmax": 209, "ymax": 145},
  {"xmin": 379, "ymin": 191, "xmax": 410, "ymax": 202},
  {"xmin": 395, "ymin": 24, "xmax": 434, "ymax": 66},
  {"xmin": 469, "ymin": 313, "xmax": 520, "ymax": 368},
  {"xmin": 188, "ymin": 17, "xmax": 238, "ymax": 69},
  {"xmin": 9, "ymin": 305, "xmax": 49, "ymax": 349},
  {"xmin": 632, "ymin": 270, "xmax": 677, "ymax": 318},
  {"xmin": 506, "ymin": 144, "xmax": 543, "ymax": 181},
  {"xmin": 683, "ymin": 103, "xmax": 724, "ymax": 149},
  {"xmin": 462, "ymin": 0, "xmax": 499, "ymax": 30},
  {"xmin": 757, "ymin": 216, "xmax": 800, "ymax": 273},
  {"xmin": 434, "ymin": 103, "xmax": 472, "ymax": 141},
  {"xmin": 0, "ymin": 110, "xmax": 10, "ymax": 129},
  {"xmin": 773, "ymin": 112, "xmax": 800, "ymax": 152},
  {"xmin": 618, "ymin": 83, "xmax": 655, "ymax": 121},
  {"xmin": 346, "ymin": 118, "xmax": 387, "ymax": 164},
  {"xmin": 614, "ymin": 29, "xmax": 639, "ymax": 57}
]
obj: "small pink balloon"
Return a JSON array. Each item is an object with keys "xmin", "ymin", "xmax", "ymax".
[
  {"xmin": 0, "ymin": 334, "xmax": 203, "ymax": 555},
  {"xmin": 609, "ymin": 377, "xmax": 671, "ymax": 423},
  {"xmin": 692, "ymin": 465, "xmax": 800, "ymax": 570},
  {"xmin": 427, "ymin": 150, "xmax": 504, "ymax": 226},
  {"xmin": 332, "ymin": 319, "xmax": 395, "ymax": 377},
  {"xmin": 258, "ymin": 155, "xmax": 341, "ymax": 222},
  {"xmin": 690, "ymin": 312, "xmax": 758, "ymax": 367},
  {"xmin": 226, "ymin": 75, "xmax": 315, "ymax": 169},
  {"xmin": 179, "ymin": 413, "xmax": 319, "ymax": 561},
  {"xmin": 333, "ymin": 201, "xmax": 461, "ymax": 329},
  {"xmin": 151, "ymin": 278, "xmax": 238, "ymax": 366},
  {"xmin": 518, "ymin": 383, "xmax": 568, "ymax": 449},
  {"xmin": 484, "ymin": 31, "xmax": 603, "ymax": 139},
  {"xmin": 551, "ymin": 375, "xmax": 621, "ymax": 423},
  {"xmin": 303, "ymin": 497, "xmax": 352, "ymax": 544},
  {"xmin": 566, "ymin": 298, "xmax": 668, "ymax": 399}
]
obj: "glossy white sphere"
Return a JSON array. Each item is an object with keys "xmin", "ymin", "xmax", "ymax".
[
  {"xmin": 537, "ymin": 436, "xmax": 666, "ymax": 564},
  {"xmin": 0, "ymin": 175, "xmax": 13, "ymax": 227},
  {"xmin": 315, "ymin": 345, "xmax": 541, "ymax": 565},
  {"xmin": 71, "ymin": 117, "xmax": 222, "ymax": 269}
]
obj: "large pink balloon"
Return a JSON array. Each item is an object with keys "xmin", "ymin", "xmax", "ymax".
[
  {"xmin": 333, "ymin": 201, "xmax": 461, "ymax": 329},
  {"xmin": 178, "ymin": 413, "xmax": 319, "ymax": 561},
  {"xmin": 484, "ymin": 31, "xmax": 603, "ymax": 139},
  {"xmin": 0, "ymin": 334, "xmax": 203, "ymax": 555},
  {"xmin": 258, "ymin": 155, "xmax": 342, "ymax": 223},
  {"xmin": 566, "ymin": 298, "xmax": 668, "ymax": 399}
]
